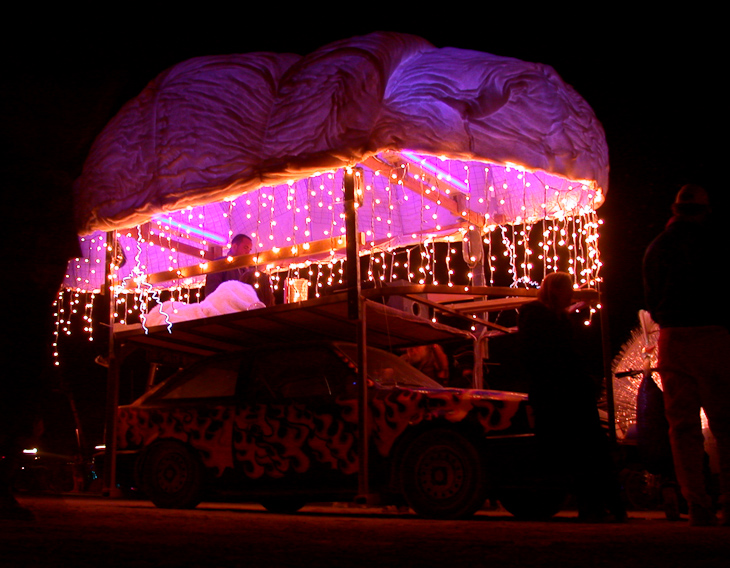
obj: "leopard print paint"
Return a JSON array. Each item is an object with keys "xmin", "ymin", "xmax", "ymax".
[
  {"xmin": 117, "ymin": 405, "xmax": 234, "ymax": 476},
  {"xmin": 370, "ymin": 388, "xmax": 523, "ymax": 456},
  {"xmin": 232, "ymin": 403, "xmax": 359, "ymax": 478},
  {"xmin": 117, "ymin": 389, "xmax": 525, "ymax": 480}
]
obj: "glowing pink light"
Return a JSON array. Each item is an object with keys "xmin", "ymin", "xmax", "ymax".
[
  {"xmin": 400, "ymin": 151, "xmax": 470, "ymax": 192},
  {"xmin": 152, "ymin": 215, "xmax": 228, "ymax": 244}
]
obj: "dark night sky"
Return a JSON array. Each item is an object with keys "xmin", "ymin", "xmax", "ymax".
[{"xmin": 1, "ymin": 13, "xmax": 722, "ymax": 446}]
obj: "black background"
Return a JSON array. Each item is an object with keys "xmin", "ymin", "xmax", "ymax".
[{"xmin": 2, "ymin": 10, "xmax": 722, "ymax": 451}]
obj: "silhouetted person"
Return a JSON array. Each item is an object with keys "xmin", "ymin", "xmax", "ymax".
[
  {"xmin": 401, "ymin": 344, "xmax": 450, "ymax": 383},
  {"xmin": 519, "ymin": 271, "xmax": 624, "ymax": 522},
  {"xmin": 643, "ymin": 184, "xmax": 730, "ymax": 526},
  {"xmin": 636, "ymin": 370, "xmax": 681, "ymax": 520}
]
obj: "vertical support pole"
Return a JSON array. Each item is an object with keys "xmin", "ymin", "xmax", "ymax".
[
  {"xmin": 344, "ymin": 168, "xmax": 371, "ymax": 501},
  {"xmin": 356, "ymin": 299, "xmax": 369, "ymax": 500},
  {"xmin": 472, "ymin": 334, "xmax": 484, "ymax": 390},
  {"xmin": 344, "ymin": 167, "xmax": 362, "ymax": 321},
  {"xmin": 146, "ymin": 363, "xmax": 160, "ymax": 391},
  {"xmin": 102, "ymin": 231, "xmax": 122, "ymax": 497}
]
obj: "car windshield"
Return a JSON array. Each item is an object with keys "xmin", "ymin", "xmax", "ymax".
[{"xmin": 335, "ymin": 343, "xmax": 443, "ymax": 389}]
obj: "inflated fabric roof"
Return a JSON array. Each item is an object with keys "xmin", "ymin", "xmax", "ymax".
[
  {"xmin": 75, "ymin": 32, "xmax": 606, "ymax": 233},
  {"xmin": 67, "ymin": 32, "xmax": 607, "ymax": 292}
]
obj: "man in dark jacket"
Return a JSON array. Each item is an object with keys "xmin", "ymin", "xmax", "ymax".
[
  {"xmin": 643, "ymin": 184, "xmax": 730, "ymax": 526},
  {"xmin": 204, "ymin": 234, "xmax": 274, "ymax": 307}
]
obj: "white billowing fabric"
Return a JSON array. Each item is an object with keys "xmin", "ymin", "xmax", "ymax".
[
  {"xmin": 143, "ymin": 280, "xmax": 264, "ymax": 327},
  {"xmin": 74, "ymin": 32, "xmax": 607, "ymax": 234}
]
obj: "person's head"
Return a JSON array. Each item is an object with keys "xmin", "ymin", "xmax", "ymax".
[
  {"xmin": 671, "ymin": 184, "xmax": 710, "ymax": 218},
  {"xmin": 229, "ymin": 234, "xmax": 253, "ymax": 256},
  {"xmin": 537, "ymin": 271, "xmax": 574, "ymax": 313}
]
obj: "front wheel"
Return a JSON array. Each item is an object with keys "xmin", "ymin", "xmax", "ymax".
[
  {"xmin": 141, "ymin": 441, "xmax": 204, "ymax": 509},
  {"xmin": 400, "ymin": 429, "xmax": 488, "ymax": 519}
]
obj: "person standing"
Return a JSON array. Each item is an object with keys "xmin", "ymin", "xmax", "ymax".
[
  {"xmin": 519, "ymin": 272, "xmax": 624, "ymax": 522},
  {"xmin": 643, "ymin": 184, "xmax": 730, "ymax": 526}
]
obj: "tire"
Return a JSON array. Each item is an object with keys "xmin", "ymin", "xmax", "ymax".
[
  {"xmin": 498, "ymin": 485, "xmax": 567, "ymax": 520},
  {"xmin": 400, "ymin": 428, "xmax": 488, "ymax": 519},
  {"xmin": 260, "ymin": 498, "xmax": 308, "ymax": 514},
  {"xmin": 619, "ymin": 467, "xmax": 658, "ymax": 511},
  {"xmin": 141, "ymin": 441, "xmax": 204, "ymax": 509}
]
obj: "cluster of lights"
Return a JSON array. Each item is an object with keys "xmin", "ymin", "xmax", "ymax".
[
  {"xmin": 56, "ymin": 151, "xmax": 604, "ymax": 361},
  {"xmin": 483, "ymin": 211, "xmax": 603, "ymax": 289},
  {"xmin": 52, "ymin": 289, "xmax": 97, "ymax": 366}
]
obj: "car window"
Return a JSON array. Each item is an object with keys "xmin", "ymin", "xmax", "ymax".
[
  {"xmin": 159, "ymin": 356, "xmax": 242, "ymax": 400},
  {"xmin": 250, "ymin": 345, "xmax": 356, "ymax": 400},
  {"xmin": 335, "ymin": 343, "xmax": 442, "ymax": 388}
]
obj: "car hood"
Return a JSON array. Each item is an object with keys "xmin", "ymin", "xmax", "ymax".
[{"xmin": 369, "ymin": 386, "xmax": 530, "ymax": 456}]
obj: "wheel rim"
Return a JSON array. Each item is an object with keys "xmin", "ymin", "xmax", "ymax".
[
  {"xmin": 415, "ymin": 446, "xmax": 465, "ymax": 500},
  {"xmin": 156, "ymin": 452, "xmax": 188, "ymax": 494}
]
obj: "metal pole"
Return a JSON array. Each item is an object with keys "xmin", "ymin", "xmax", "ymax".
[
  {"xmin": 344, "ymin": 168, "xmax": 371, "ymax": 502},
  {"xmin": 356, "ymin": 300, "xmax": 370, "ymax": 500},
  {"xmin": 344, "ymin": 168, "xmax": 361, "ymax": 321},
  {"xmin": 102, "ymin": 232, "xmax": 122, "ymax": 497}
]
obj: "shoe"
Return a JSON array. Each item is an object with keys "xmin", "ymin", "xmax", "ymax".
[
  {"xmin": 662, "ymin": 486, "xmax": 681, "ymax": 521},
  {"xmin": 689, "ymin": 503, "xmax": 717, "ymax": 527}
]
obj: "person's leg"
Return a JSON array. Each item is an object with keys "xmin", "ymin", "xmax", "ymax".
[
  {"xmin": 659, "ymin": 328, "xmax": 714, "ymax": 524},
  {"xmin": 695, "ymin": 327, "xmax": 730, "ymax": 526}
]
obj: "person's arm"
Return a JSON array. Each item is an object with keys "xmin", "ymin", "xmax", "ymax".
[
  {"xmin": 205, "ymin": 270, "xmax": 224, "ymax": 297},
  {"xmin": 241, "ymin": 268, "xmax": 275, "ymax": 306}
]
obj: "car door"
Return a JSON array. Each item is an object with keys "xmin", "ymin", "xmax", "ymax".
[
  {"xmin": 122, "ymin": 353, "xmax": 243, "ymax": 480},
  {"xmin": 232, "ymin": 343, "xmax": 360, "ymax": 491}
]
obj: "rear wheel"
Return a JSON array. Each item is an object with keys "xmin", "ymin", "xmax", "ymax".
[
  {"xmin": 141, "ymin": 441, "xmax": 204, "ymax": 509},
  {"xmin": 401, "ymin": 429, "xmax": 488, "ymax": 519}
]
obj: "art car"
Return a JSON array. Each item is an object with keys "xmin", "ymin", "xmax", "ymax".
[{"xmin": 115, "ymin": 339, "xmax": 560, "ymax": 520}]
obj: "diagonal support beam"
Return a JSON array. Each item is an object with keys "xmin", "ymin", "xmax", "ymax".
[{"xmin": 362, "ymin": 155, "xmax": 485, "ymax": 230}]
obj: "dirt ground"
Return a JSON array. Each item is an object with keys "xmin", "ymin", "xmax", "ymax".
[{"xmin": 2, "ymin": 495, "xmax": 728, "ymax": 568}]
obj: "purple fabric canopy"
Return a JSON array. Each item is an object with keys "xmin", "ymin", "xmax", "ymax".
[{"xmin": 74, "ymin": 32, "xmax": 607, "ymax": 236}]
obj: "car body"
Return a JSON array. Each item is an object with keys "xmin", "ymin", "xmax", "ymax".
[{"xmin": 116, "ymin": 340, "xmax": 557, "ymax": 519}]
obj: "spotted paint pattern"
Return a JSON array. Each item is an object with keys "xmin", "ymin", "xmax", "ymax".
[
  {"xmin": 231, "ymin": 403, "xmax": 359, "ymax": 478},
  {"xmin": 118, "ymin": 384, "xmax": 527, "ymax": 485},
  {"xmin": 118, "ymin": 405, "xmax": 235, "ymax": 476},
  {"xmin": 369, "ymin": 388, "xmax": 523, "ymax": 456}
]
